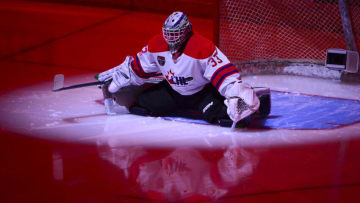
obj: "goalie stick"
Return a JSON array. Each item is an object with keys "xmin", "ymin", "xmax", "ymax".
[
  {"xmin": 52, "ymin": 74, "xmax": 107, "ymax": 92},
  {"xmin": 52, "ymin": 73, "xmax": 164, "ymax": 92}
]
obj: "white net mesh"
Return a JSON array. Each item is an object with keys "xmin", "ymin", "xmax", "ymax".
[{"xmin": 218, "ymin": 0, "xmax": 360, "ymax": 72}]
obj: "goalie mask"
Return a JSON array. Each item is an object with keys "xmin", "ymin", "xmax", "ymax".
[{"xmin": 162, "ymin": 11, "xmax": 192, "ymax": 54}]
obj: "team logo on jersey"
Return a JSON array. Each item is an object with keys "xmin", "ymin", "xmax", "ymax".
[
  {"xmin": 165, "ymin": 70, "xmax": 193, "ymax": 86},
  {"xmin": 157, "ymin": 56, "xmax": 166, "ymax": 66}
]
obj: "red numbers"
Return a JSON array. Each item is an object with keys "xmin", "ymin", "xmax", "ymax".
[
  {"xmin": 138, "ymin": 46, "xmax": 148, "ymax": 56},
  {"xmin": 215, "ymin": 55, "xmax": 223, "ymax": 63},
  {"xmin": 208, "ymin": 50, "xmax": 223, "ymax": 67},
  {"xmin": 141, "ymin": 46, "xmax": 148, "ymax": 53},
  {"xmin": 209, "ymin": 58, "xmax": 217, "ymax": 67}
]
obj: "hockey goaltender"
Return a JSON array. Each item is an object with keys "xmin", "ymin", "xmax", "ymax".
[{"xmin": 98, "ymin": 11, "xmax": 270, "ymax": 128}]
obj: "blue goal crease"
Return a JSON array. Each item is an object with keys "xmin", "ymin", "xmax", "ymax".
[{"xmin": 258, "ymin": 91, "xmax": 360, "ymax": 129}]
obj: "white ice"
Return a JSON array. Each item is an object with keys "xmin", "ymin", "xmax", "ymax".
[{"xmin": 0, "ymin": 73, "xmax": 360, "ymax": 148}]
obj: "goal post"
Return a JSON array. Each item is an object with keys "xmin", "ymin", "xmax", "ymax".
[{"xmin": 215, "ymin": 0, "xmax": 360, "ymax": 79}]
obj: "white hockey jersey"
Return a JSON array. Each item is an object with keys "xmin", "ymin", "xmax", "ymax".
[{"xmin": 130, "ymin": 33, "xmax": 240, "ymax": 96}]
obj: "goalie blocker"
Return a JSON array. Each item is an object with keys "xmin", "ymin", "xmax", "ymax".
[{"xmin": 102, "ymin": 80, "xmax": 271, "ymax": 128}]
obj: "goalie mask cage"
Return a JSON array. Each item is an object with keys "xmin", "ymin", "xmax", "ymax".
[{"xmin": 216, "ymin": 0, "xmax": 360, "ymax": 78}]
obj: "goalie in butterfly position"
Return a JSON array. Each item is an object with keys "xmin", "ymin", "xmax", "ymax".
[{"xmin": 98, "ymin": 11, "xmax": 269, "ymax": 127}]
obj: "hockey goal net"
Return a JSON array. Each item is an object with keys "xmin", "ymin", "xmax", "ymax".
[{"xmin": 217, "ymin": 0, "xmax": 360, "ymax": 76}]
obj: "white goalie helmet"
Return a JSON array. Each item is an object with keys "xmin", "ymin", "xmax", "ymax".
[{"xmin": 162, "ymin": 11, "xmax": 192, "ymax": 54}]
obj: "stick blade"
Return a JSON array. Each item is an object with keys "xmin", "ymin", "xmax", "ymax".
[{"xmin": 53, "ymin": 74, "xmax": 64, "ymax": 91}]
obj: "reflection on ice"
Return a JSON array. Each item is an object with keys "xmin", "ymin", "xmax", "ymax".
[{"xmin": 98, "ymin": 144, "xmax": 258, "ymax": 201}]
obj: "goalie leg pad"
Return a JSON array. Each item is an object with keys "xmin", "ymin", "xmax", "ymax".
[
  {"xmin": 129, "ymin": 106, "xmax": 150, "ymax": 116},
  {"xmin": 136, "ymin": 81, "xmax": 179, "ymax": 117},
  {"xmin": 198, "ymin": 95, "xmax": 228, "ymax": 124},
  {"xmin": 254, "ymin": 87, "xmax": 271, "ymax": 118}
]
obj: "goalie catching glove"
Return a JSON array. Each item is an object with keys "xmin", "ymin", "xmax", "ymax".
[
  {"xmin": 98, "ymin": 56, "xmax": 140, "ymax": 93},
  {"xmin": 224, "ymin": 80, "xmax": 260, "ymax": 123}
]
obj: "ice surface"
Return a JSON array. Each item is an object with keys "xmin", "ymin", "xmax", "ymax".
[{"xmin": 0, "ymin": 74, "xmax": 359, "ymax": 148}]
